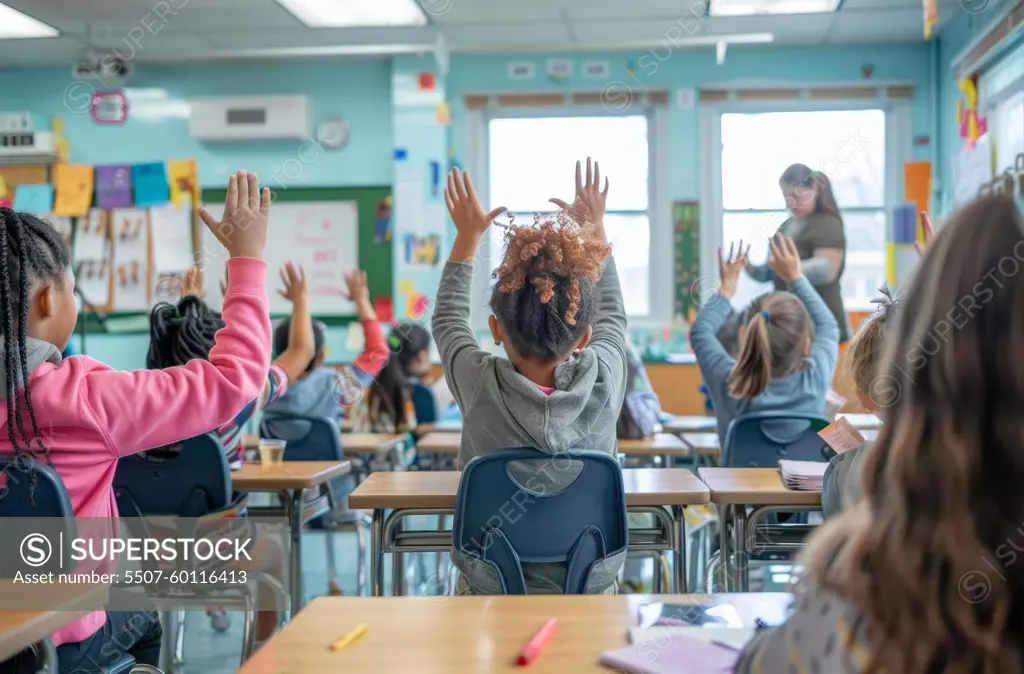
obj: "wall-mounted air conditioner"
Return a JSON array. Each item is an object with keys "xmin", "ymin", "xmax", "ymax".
[
  {"xmin": 0, "ymin": 131, "xmax": 60, "ymax": 165},
  {"xmin": 189, "ymin": 95, "xmax": 310, "ymax": 142}
]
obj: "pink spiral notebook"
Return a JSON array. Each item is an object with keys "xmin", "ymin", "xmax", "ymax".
[{"xmin": 599, "ymin": 634, "xmax": 739, "ymax": 674}]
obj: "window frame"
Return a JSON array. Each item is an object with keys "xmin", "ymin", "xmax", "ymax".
[
  {"xmin": 464, "ymin": 103, "xmax": 672, "ymax": 328},
  {"xmin": 699, "ymin": 97, "xmax": 912, "ymax": 312}
]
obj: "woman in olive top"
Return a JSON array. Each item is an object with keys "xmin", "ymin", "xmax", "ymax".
[{"xmin": 746, "ymin": 163, "xmax": 851, "ymax": 342}]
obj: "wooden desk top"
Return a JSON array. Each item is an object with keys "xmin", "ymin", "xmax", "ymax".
[
  {"xmin": 0, "ymin": 582, "xmax": 110, "ymax": 661},
  {"xmin": 236, "ymin": 593, "xmax": 791, "ymax": 674},
  {"xmin": 348, "ymin": 468, "xmax": 709, "ymax": 510},
  {"xmin": 698, "ymin": 467, "xmax": 822, "ymax": 506},
  {"xmin": 662, "ymin": 415, "xmax": 717, "ymax": 433},
  {"xmin": 417, "ymin": 432, "xmax": 690, "ymax": 457},
  {"xmin": 233, "ymin": 460, "xmax": 351, "ymax": 491},
  {"xmin": 243, "ymin": 433, "xmax": 404, "ymax": 454}
]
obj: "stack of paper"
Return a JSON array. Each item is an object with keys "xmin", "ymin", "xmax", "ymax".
[{"xmin": 778, "ymin": 460, "xmax": 827, "ymax": 491}]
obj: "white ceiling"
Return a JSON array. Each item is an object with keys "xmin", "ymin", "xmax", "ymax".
[{"xmin": 0, "ymin": 0, "xmax": 964, "ymax": 68}]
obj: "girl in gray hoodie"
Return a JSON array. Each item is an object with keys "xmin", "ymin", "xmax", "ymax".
[{"xmin": 433, "ymin": 160, "xmax": 628, "ymax": 594}]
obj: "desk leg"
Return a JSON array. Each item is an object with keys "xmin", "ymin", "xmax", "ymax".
[
  {"xmin": 39, "ymin": 637, "xmax": 58, "ymax": 674},
  {"xmin": 717, "ymin": 504, "xmax": 732, "ymax": 592},
  {"xmin": 664, "ymin": 453, "xmax": 675, "ymax": 469},
  {"xmin": 371, "ymin": 508, "xmax": 384, "ymax": 597},
  {"xmin": 733, "ymin": 505, "xmax": 750, "ymax": 592},
  {"xmin": 285, "ymin": 489, "xmax": 304, "ymax": 617},
  {"xmin": 672, "ymin": 505, "xmax": 687, "ymax": 593}
]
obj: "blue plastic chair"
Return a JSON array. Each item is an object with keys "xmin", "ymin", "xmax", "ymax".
[
  {"xmin": 410, "ymin": 382, "xmax": 437, "ymax": 425},
  {"xmin": 0, "ymin": 456, "xmax": 139, "ymax": 674},
  {"xmin": 722, "ymin": 411, "xmax": 830, "ymax": 467},
  {"xmin": 452, "ymin": 450, "xmax": 628, "ymax": 594},
  {"xmin": 259, "ymin": 413, "xmax": 369, "ymax": 595}
]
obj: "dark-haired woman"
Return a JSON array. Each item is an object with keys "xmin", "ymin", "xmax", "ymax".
[{"xmin": 746, "ymin": 163, "xmax": 851, "ymax": 342}]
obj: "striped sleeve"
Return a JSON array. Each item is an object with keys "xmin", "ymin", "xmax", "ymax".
[{"xmin": 259, "ymin": 363, "xmax": 290, "ymax": 408}]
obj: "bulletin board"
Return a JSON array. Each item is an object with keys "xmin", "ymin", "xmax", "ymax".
[{"xmin": 198, "ymin": 186, "xmax": 392, "ymax": 318}]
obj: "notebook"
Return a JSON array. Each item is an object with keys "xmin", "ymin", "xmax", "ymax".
[
  {"xmin": 778, "ymin": 459, "xmax": 828, "ymax": 491},
  {"xmin": 818, "ymin": 416, "xmax": 865, "ymax": 455},
  {"xmin": 629, "ymin": 626, "xmax": 755, "ymax": 651},
  {"xmin": 599, "ymin": 634, "xmax": 738, "ymax": 674},
  {"xmin": 638, "ymin": 601, "xmax": 743, "ymax": 628}
]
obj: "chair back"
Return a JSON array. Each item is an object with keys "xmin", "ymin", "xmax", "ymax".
[
  {"xmin": 0, "ymin": 456, "xmax": 76, "ymax": 575},
  {"xmin": 722, "ymin": 411, "xmax": 829, "ymax": 467},
  {"xmin": 452, "ymin": 450, "xmax": 628, "ymax": 594},
  {"xmin": 260, "ymin": 414, "xmax": 343, "ymax": 462},
  {"xmin": 113, "ymin": 433, "xmax": 232, "ymax": 517},
  {"xmin": 410, "ymin": 382, "xmax": 437, "ymax": 425}
]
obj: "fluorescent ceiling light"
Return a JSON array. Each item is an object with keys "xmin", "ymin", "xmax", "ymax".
[
  {"xmin": 709, "ymin": 0, "xmax": 841, "ymax": 17},
  {"xmin": 0, "ymin": 3, "xmax": 58, "ymax": 38},
  {"xmin": 275, "ymin": 0, "xmax": 428, "ymax": 27}
]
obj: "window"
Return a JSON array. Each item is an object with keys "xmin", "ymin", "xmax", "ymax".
[
  {"xmin": 716, "ymin": 109, "xmax": 888, "ymax": 310},
  {"xmin": 488, "ymin": 115, "xmax": 652, "ymax": 316}
]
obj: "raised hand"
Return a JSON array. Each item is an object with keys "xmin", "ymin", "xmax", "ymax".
[
  {"xmin": 343, "ymin": 269, "xmax": 370, "ymax": 305},
  {"xmin": 445, "ymin": 168, "xmax": 507, "ymax": 240},
  {"xmin": 549, "ymin": 158, "xmax": 610, "ymax": 243},
  {"xmin": 198, "ymin": 170, "xmax": 271, "ymax": 259},
  {"xmin": 181, "ymin": 265, "xmax": 205, "ymax": 298},
  {"xmin": 278, "ymin": 261, "xmax": 308, "ymax": 304},
  {"xmin": 718, "ymin": 241, "xmax": 750, "ymax": 300},
  {"xmin": 768, "ymin": 233, "xmax": 802, "ymax": 283}
]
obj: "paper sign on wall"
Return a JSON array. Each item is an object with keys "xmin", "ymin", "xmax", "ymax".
[
  {"xmin": 507, "ymin": 62, "xmax": 536, "ymax": 80},
  {"xmin": 582, "ymin": 61, "xmax": 610, "ymax": 79},
  {"xmin": 546, "ymin": 58, "xmax": 573, "ymax": 80},
  {"xmin": 96, "ymin": 165, "xmax": 133, "ymax": 209},
  {"xmin": 13, "ymin": 184, "xmax": 53, "ymax": 213},
  {"xmin": 167, "ymin": 158, "xmax": 198, "ymax": 207},
  {"xmin": 53, "ymin": 164, "xmax": 94, "ymax": 216}
]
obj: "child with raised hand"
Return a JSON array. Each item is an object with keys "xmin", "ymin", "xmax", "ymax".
[
  {"xmin": 690, "ymin": 233, "xmax": 840, "ymax": 449},
  {"xmin": 434, "ymin": 160, "xmax": 628, "ymax": 595},
  {"xmin": 0, "ymin": 171, "xmax": 271, "ymax": 672}
]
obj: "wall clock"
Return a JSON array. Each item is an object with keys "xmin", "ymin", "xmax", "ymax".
[{"xmin": 317, "ymin": 118, "xmax": 349, "ymax": 149}]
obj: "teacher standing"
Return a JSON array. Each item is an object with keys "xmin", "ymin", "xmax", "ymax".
[{"xmin": 746, "ymin": 163, "xmax": 851, "ymax": 342}]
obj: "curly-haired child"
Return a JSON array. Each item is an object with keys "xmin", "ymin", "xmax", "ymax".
[{"xmin": 432, "ymin": 160, "xmax": 628, "ymax": 595}]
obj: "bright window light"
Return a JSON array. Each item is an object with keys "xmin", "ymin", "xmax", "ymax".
[
  {"xmin": 709, "ymin": 0, "xmax": 841, "ymax": 17},
  {"xmin": 0, "ymin": 3, "xmax": 58, "ymax": 38},
  {"xmin": 275, "ymin": 0, "xmax": 428, "ymax": 27}
]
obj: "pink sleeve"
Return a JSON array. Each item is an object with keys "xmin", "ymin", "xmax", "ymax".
[
  {"xmin": 80, "ymin": 258, "xmax": 272, "ymax": 457},
  {"xmin": 353, "ymin": 319, "xmax": 388, "ymax": 378}
]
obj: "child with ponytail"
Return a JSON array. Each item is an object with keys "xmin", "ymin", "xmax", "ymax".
[
  {"xmin": 434, "ymin": 160, "xmax": 628, "ymax": 595},
  {"xmin": 691, "ymin": 233, "xmax": 840, "ymax": 448}
]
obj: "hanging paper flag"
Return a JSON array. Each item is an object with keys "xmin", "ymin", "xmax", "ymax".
[
  {"xmin": 0, "ymin": 174, "xmax": 10, "ymax": 208},
  {"xmin": 133, "ymin": 162, "xmax": 169, "ymax": 207},
  {"xmin": 924, "ymin": 0, "xmax": 937, "ymax": 39},
  {"xmin": 96, "ymin": 165, "xmax": 133, "ymax": 209},
  {"xmin": 53, "ymin": 164, "xmax": 94, "ymax": 217},
  {"xmin": 167, "ymin": 158, "xmax": 198, "ymax": 207},
  {"xmin": 13, "ymin": 184, "xmax": 54, "ymax": 213}
]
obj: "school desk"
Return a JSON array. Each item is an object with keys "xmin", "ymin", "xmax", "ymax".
[
  {"xmin": 233, "ymin": 460, "xmax": 352, "ymax": 616},
  {"xmin": 235, "ymin": 593, "xmax": 792, "ymax": 674},
  {"xmin": 0, "ymin": 581, "xmax": 110, "ymax": 663},
  {"xmin": 699, "ymin": 467, "xmax": 823, "ymax": 593},
  {"xmin": 243, "ymin": 432, "xmax": 405, "ymax": 455},
  {"xmin": 348, "ymin": 469, "xmax": 710, "ymax": 597},
  {"xmin": 415, "ymin": 432, "xmax": 693, "ymax": 466},
  {"xmin": 662, "ymin": 415, "xmax": 717, "ymax": 433}
]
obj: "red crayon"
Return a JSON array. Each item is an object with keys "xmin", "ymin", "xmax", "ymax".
[{"xmin": 516, "ymin": 618, "xmax": 558, "ymax": 666}]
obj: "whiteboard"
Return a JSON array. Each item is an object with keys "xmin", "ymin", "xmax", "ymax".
[{"xmin": 199, "ymin": 200, "xmax": 359, "ymax": 315}]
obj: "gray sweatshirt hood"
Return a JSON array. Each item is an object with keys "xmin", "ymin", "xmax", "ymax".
[{"xmin": 0, "ymin": 338, "xmax": 62, "ymax": 398}]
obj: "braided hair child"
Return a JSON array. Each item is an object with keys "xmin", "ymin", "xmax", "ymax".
[{"xmin": 0, "ymin": 170, "xmax": 272, "ymax": 671}]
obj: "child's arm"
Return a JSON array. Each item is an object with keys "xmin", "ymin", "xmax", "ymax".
[
  {"xmin": 433, "ymin": 168, "xmax": 506, "ymax": 408},
  {"xmin": 770, "ymin": 235, "xmax": 839, "ymax": 381},
  {"xmin": 690, "ymin": 244, "xmax": 746, "ymax": 402},
  {"xmin": 80, "ymin": 171, "xmax": 274, "ymax": 456},
  {"xmin": 345, "ymin": 269, "xmax": 388, "ymax": 379},
  {"xmin": 744, "ymin": 262, "xmax": 773, "ymax": 283},
  {"xmin": 272, "ymin": 262, "xmax": 316, "ymax": 383}
]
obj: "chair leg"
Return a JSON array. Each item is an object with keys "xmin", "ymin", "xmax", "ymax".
[
  {"xmin": 705, "ymin": 550, "xmax": 722, "ymax": 593},
  {"xmin": 356, "ymin": 524, "xmax": 368, "ymax": 596},
  {"xmin": 325, "ymin": 532, "xmax": 339, "ymax": 586},
  {"xmin": 240, "ymin": 589, "xmax": 256, "ymax": 666},
  {"xmin": 172, "ymin": 610, "xmax": 186, "ymax": 669},
  {"xmin": 650, "ymin": 553, "xmax": 663, "ymax": 594}
]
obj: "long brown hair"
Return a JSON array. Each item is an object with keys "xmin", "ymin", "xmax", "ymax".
[
  {"xmin": 801, "ymin": 194, "xmax": 1024, "ymax": 673},
  {"xmin": 780, "ymin": 163, "xmax": 842, "ymax": 222},
  {"xmin": 728, "ymin": 291, "xmax": 813, "ymax": 399}
]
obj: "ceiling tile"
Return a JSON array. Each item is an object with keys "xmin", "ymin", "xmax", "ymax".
[
  {"xmin": 826, "ymin": 7, "xmax": 925, "ymax": 43},
  {"xmin": 426, "ymin": 0, "xmax": 562, "ymax": 23},
  {"xmin": 571, "ymin": 19, "xmax": 709, "ymax": 44}
]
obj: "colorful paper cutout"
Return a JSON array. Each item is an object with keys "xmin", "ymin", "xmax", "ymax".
[
  {"xmin": 167, "ymin": 158, "xmax": 198, "ymax": 207},
  {"xmin": 13, "ymin": 184, "xmax": 54, "ymax": 213},
  {"xmin": 53, "ymin": 164, "xmax": 94, "ymax": 216},
  {"xmin": 132, "ymin": 162, "xmax": 169, "ymax": 208}
]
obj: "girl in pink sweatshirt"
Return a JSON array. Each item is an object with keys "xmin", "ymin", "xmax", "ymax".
[{"xmin": 0, "ymin": 171, "xmax": 272, "ymax": 674}]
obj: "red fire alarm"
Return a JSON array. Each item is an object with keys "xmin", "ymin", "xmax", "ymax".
[
  {"xmin": 418, "ymin": 72, "xmax": 436, "ymax": 91},
  {"xmin": 862, "ymin": 64, "xmax": 874, "ymax": 79}
]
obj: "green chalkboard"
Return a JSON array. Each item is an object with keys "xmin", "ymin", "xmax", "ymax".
[{"xmin": 200, "ymin": 186, "xmax": 392, "ymax": 324}]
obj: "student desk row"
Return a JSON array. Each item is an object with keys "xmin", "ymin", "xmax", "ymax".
[
  {"xmin": 0, "ymin": 582, "xmax": 110, "ymax": 666},
  {"xmin": 349, "ymin": 469, "xmax": 710, "ymax": 596},
  {"xmin": 237, "ymin": 593, "xmax": 792, "ymax": 673}
]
